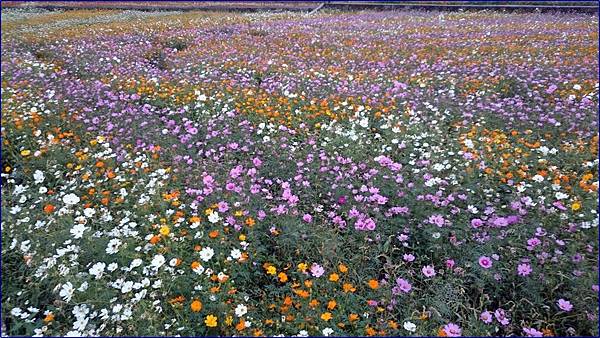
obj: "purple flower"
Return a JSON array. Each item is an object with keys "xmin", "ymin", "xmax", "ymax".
[
  {"xmin": 443, "ymin": 323, "xmax": 462, "ymax": 337},
  {"xmin": 403, "ymin": 253, "xmax": 415, "ymax": 262},
  {"xmin": 494, "ymin": 308, "xmax": 510, "ymax": 326},
  {"xmin": 302, "ymin": 214, "xmax": 313, "ymax": 223},
  {"xmin": 422, "ymin": 265, "xmax": 436, "ymax": 278},
  {"xmin": 557, "ymin": 299, "xmax": 573, "ymax": 312},
  {"xmin": 523, "ymin": 327, "xmax": 544, "ymax": 337},
  {"xmin": 478, "ymin": 256, "xmax": 493, "ymax": 269},
  {"xmin": 428, "ymin": 214, "xmax": 445, "ymax": 227},
  {"xmin": 471, "ymin": 218, "xmax": 483, "ymax": 228},
  {"xmin": 517, "ymin": 263, "xmax": 532, "ymax": 276},
  {"xmin": 546, "ymin": 84, "xmax": 558, "ymax": 94},
  {"xmin": 395, "ymin": 278, "xmax": 412, "ymax": 293}
]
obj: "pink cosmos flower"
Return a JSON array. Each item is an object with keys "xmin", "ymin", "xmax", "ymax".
[
  {"xmin": 479, "ymin": 256, "xmax": 493, "ymax": 269},
  {"xmin": 557, "ymin": 299, "xmax": 573, "ymax": 312},
  {"xmin": 302, "ymin": 214, "xmax": 313, "ymax": 223},
  {"xmin": 517, "ymin": 263, "xmax": 532, "ymax": 276},
  {"xmin": 310, "ymin": 263, "xmax": 325, "ymax": 278},
  {"xmin": 480, "ymin": 310, "xmax": 493, "ymax": 324},
  {"xmin": 422, "ymin": 265, "xmax": 436, "ymax": 278},
  {"xmin": 443, "ymin": 323, "xmax": 462, "ymax": 337}
]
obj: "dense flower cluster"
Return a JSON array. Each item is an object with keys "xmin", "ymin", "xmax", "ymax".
[{"xmin": 2, "ymin": 7, "xmax": 598, "ymax": 337}]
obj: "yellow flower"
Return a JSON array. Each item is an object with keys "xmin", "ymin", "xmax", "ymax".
[
  {"xmin": 204, "ymin": 208, "xmax": 213, "ymax": 215},
  {"xmin": 20, "ymin": 149, "xmax": 31, "ymax": 156},
  {"xmin": 205, "ymin": 314, "xmax": 218, "ymax": 327},
  {"xmin": 225, "ymin": 315, "xmax": 233, "ymax": 326},
  {"xmin": 239, "ymin": 234, "xmax": 246, "ymax": 241},
  {"xmin": 298, "ymin": 262, "xmax": 308, "ymax": 272},
  {"xmin": 266, "ymin": 266, "xmax": 277, "ymax": 275},
  {"xmin": 571, "ymin": 202, "xmax": 581, "ymax": 211},
  {"xmin": 321, "ymin": 312, "xmax": 332, "ymax": 321},
  {"xmin": 159, "ymin": 225, "xmax": 170, "ymax": 236},
  {"xmin": 234, "ymin": 210, "xmax": 243, "ymax": 217}
]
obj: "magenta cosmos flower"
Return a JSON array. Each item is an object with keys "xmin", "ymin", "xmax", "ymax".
[
  {"xmin": 557, "ymin": 299, "xmax": 573, "ymax": 312},
  {"xmin": 478, "ymin": 256, "xmax": 493, "ymax": 269},
  {"xmin": 443, "ymin": 323, "xmax": 462, "ymax": 337},
  {"xmin": 422, "ymin": 265, "xmax": 436, "ymax": 277}
]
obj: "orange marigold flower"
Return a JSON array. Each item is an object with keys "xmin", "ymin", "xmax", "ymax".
[
  {"xmin": 320, "ymin": 312, "xmax": 332, "ymax": 321},
  {"xmin": 368, "ymin": 279, "xmax": 379, "ymax": 289},
  {"xmin": 191, "ymin": 300, "xmax": 202, "ymax": 312},
  {"xmin": 209, "ymin": 230, "xmax": 219, "ymax": 238},
  {"xmin": 343, "ymin": 283, "xmax": 356, "ymax": 293},
  {"xmin": 278, "ymin": 272, "xmax": 288, "ymax": 283},
  {"xmin": 149, "ymin": 235, "xmax": 161, "ymax": 245},
  {"xmin": 329, "ymin": 273, "xmax": 340, "ymax": 282},
  {"xmin": 43, "ymin": 312, "xmax": 54, "ymax": 323},
  {"xmin": 349, "ymin": 313, "xmax": 359, "ymax": 322},
  {"xmin": 338, "ymin": 263, "xmax": 348, "ymax": 273},
  {"xmin": 245, "ymin": 217, "xmax": 255, "ymax": 226},
  {"xmin": 327, "ymin": 300, "xmax": 336, "ymax": 310},
  {"xmin": 43, "ymin": 204, "xmax": 55, "ymax": 214}
]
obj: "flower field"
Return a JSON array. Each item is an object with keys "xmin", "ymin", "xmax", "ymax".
[{"xmin": 1, "ymin": 7, "xmax": 598, "ymax": 337}]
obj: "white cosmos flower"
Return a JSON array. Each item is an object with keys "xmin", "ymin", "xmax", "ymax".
[
  {"xmin": 151, "ymin": 254, "xmax": 166, "ymax": 269},
  {"xmin": 83, "ymin": 208, "xmax": 96, "ymax": 218},
  {"xmin": 208, "ymin": 211, "xmax": 220, "ymax": 224},
  {"xmin": 322, "ymin": 328, "xmax": 334, "ymax": 336},
  {"xmin": 107, "ymin": 263, "xmax": 118, "ymax": 272},
  {"xmin": 88, "ymin": 262, "xmax": 106, "ymax": 279},
  {"xmin": 532, "ymin": 174, "xmax": 544, "ymax": 182},
  {"xmin": 199, "ymin": 247, "xmax": 214, "ymax": 262},
  {"xmin": 70, "ymin": 223, "xmax": 88, "ymax": 239},
  {"xmin": 230, "ymin": 248, "xmax": 242, "ymax": 260},
  {"xmin": 121, "ymin": 281, "xmax": 134, "ymax": 293},
  {"xmin": 62, "ymin": 193, "xmax": 80, "ymax": 206},
  {"xmin": 555, "ymin": 192, "xmax": 568, "ymax": 200},
  {"xmin": 33, "ymin": 170, "xmax": 45, "ymax": 184},
  {"xmin": 59, "ymin": 282, "xmax": 74, "ymax": 302},
  {"xmin": 106, "ymin": 239, "xmax": 122, "ymax": 254},
  {"xmin": 130, "ymin": 258, "xmax": 143, "ymax": 269},
  {"xmin": 234, "ymin": 304, "xmax": 248, "ymax": 317},
  {"xmin": 359, "ymin": 117, "xmax": 369, "ymax": 128},
  {"xmin": 404, "ymin": 321, "xmax": 416, "ymax": 332}
]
